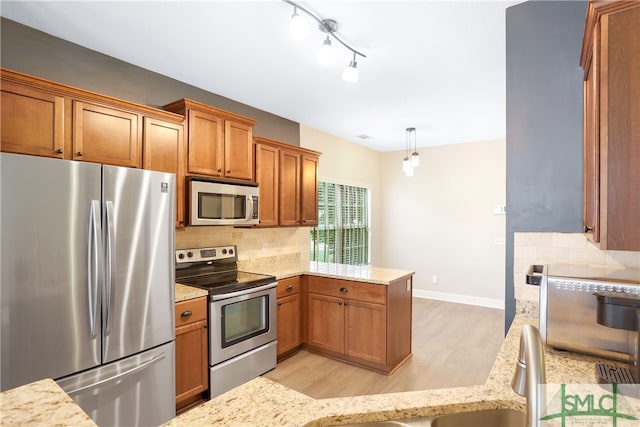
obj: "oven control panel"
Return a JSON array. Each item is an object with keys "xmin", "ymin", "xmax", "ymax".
[{"xmin": 175, "ymin": 246, "xmax": 237, "ymax": 263}]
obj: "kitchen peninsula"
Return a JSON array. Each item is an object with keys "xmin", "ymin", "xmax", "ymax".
[{"xmin": 5, "ymin": 310, "xmax": 638, "ymax": 426}]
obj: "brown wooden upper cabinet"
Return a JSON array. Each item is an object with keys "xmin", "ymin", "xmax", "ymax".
[
  {"xmin": 143, "ymin": 117, "xmax": 186, "ymax": 228},
  {"xmin": 73, "ymin": 100, "xmax": 141, "ymax": 168},
  {"xmin": 163, "ymin": 98, "xmax": 256, "ymax": 182},
  {"xmin": 580, "ymin": 2, "xmax": 640, "ymax": 251},
  {"xmin": 0, "ymin": 79, "xmax": 66, "ymax": 159},
  {"xmin": 254, "ymin": 137, "xmax": 320, "ymax": 227}
]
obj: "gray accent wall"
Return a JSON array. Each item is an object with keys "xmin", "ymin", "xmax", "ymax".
[
  {"xmin": 0, "ymin": 18, "xmax": 300, "ymax": 145},
  {"xmin": 505, "ymin": 1, "xmax": 587, "ymax": 331}
]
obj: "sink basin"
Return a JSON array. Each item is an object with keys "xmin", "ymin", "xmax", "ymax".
[
  {"xmin": 430, "ymin": 409, "xmax": 525, "ymax": 427},
  {"xmin": 340, "ymin": 409, "xmax": 525, "ymax": 427}
]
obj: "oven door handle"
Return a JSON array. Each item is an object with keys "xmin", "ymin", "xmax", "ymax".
[{"xmin": 209, "ymin": 281, "xmax": 277, "ymax": 301}]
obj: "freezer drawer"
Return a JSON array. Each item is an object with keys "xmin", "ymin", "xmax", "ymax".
[{"xmin": 57, "ymin": 342, "xmax": 175, "ymax": 427}]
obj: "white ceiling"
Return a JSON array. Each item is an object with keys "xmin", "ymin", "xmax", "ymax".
[{"xmin": 1, "ymin": 0, "xmax": 516, "ymax": 151}]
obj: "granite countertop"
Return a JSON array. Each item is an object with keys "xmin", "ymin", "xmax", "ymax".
[
  {"xmin": 165, "ymin": 315, "xmax": 639, "ymax": 426},
  {"xmin": 175, "ymin": 282, "xmax": 208, "ymax": 302},
  {"xmin": 246, "ymin": 261, "xmax": 415, "ymax": 285},
  {"xmin": 0, "ymin": 378, "xmax": 96, "ymax": 426},
  {"xmin": 4, "ymin": 315, "xmax": 639, "ymax": 426}
]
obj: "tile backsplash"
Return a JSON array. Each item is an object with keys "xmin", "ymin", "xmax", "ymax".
[
  {"xmin": 175, "ymin": 226, "xmax": 311, "ymax": 271},
  {"xmin": 514, "ymin": 232, "xmax": 640, "ymax": 303}
]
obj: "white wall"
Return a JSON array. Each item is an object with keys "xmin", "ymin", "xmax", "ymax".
[
  {"xmin": 379, "ymin": 140, "xmax": 506, "ymax": 306},
  {"xmin": 300, "ymin": 125, "xmax": 506, "ymax": 308}
]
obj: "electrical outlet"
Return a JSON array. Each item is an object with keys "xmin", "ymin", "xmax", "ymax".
[
  {"xmin": 432, "ymin": 275, "xmax": 438, "ymax": 285},
  {"xmin": 492, "ymin": 204, "xmax": 506, "ymax": 215}
]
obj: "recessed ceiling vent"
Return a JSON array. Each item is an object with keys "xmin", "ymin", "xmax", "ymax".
[{"xmin": 357, "ymin": 135, "xmax": 373, "ymax": 139}]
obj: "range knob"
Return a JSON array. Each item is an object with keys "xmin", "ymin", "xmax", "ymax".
[
  {"xmin": 222, "ymin": 249, "xmax": 227, "ymax": 255},
  {"xmin": 229, "ymin": 248, "xmax": 234, "ymax": 255},
  {"xmin": 178, "ymin": 253, "xmax": 185, "ymax": 260},
  {"xmin": 187, "ymin": 251, "xmax": 193, "ymax": 258}
]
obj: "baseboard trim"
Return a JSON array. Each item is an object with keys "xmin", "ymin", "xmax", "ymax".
[{"xmin": 413, "ymin": 289, "xmax": 504, "ymax": 310}]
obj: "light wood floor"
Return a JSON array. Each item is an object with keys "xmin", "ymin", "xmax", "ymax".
[{"xmin": 264, "ymin": 298, "xmax": 504, "ymax": 399}]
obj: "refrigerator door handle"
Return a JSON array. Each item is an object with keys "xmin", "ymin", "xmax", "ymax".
[
  {"xmin": 64, "ymin": 352, "xmax": 167, "ymax": 395},
  {"xmin": 105, "ymin": 200, "xmax": 115, "ymax": 334},
  {"xmin": 88, "ymin": 200, "xmax": 102, "ymax": 337}
]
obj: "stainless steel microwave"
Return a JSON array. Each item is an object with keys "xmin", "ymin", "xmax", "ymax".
[{"xmin": 189, "ymin": 180, "xmax": 259, "ymax": 226}]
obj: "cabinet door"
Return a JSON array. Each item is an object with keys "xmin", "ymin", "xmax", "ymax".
[
  {"xmin": 277, "ymin": 293, "xmax": 301, "ymax": 357},
  {"xmin": 143, "ymin": 118, "xmax": 186, "ymax": 228},
  {"xmin": 175, "ymin": 319, "xmax": 208, "ymax": 405},
  {"xmin": 300, "ymin": 154, "xmax": 319, "ymax": 226},
  {"xmin": 1, "ymin": 81, "xmax": 65, "ymax": 158},
  {"xmin": 73, "ymin": 101, "xmax": 140, "ymax": 167},
  {"xmin": 345, "ymin": 299, "xmax": 386, "ymax": 365},
  {"xmin": 279, "ymin": 149, "xmax": 301, "ymax": 226},
  {"xmin": 307, "ymin": 293, "xmax": 344, "ymax": 354},
  {"xmin": 224, "ymin": 120, "xmax": 254, "ymax": 181},
  {"xmin": 187, "ymin": 109, "xmax": 223, "ymax": 176},
  {"xmin": 255, "ymin": 143, "xmax": 279, "ymax": 227}
]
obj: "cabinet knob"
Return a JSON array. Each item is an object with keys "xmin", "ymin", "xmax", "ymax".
[
  {"xmin": 227, "ymin": 170, "xmax": 231, "ymax": 174},
  {"xmin": 338, "ymin": 301, "xmax": 343, "ymax": 306},
  {"xmin": 54, "ymin": 148, "xmax": 63, "ymax": 154},
  {"xmin": 584, "ymin": 225, "xmax": 593, "ymax": 232},
  {"xmin": 340, "ymin": 287, "xmax": 348, "ymax": 293},
  {"xmin": 278, "ymin": 303, "xmax": 282, "ymax": 307},
  {"xmin": 76, "ymin": 151, "xmax": 83, "ymax": 156},
  {"xmin": 180, "ymin": 310, "xmax": 192, "ymax": 318},
  {"xmin": 344, "ymin": 301, "xmax": 349, "ymax": 306},
  {"xmin": 178, "ymin": 220, "xmax": 184, "ymax": 225},
  {"xmin": 217, "ymin": 168, "xmax": 222, "ymax": 173},
  {"xmin": 285, "ymin": 285, "xmax": 293, "ymax": 291}
]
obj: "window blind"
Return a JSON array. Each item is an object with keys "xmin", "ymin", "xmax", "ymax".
[{"xmin": 310, "ymin": 181, "xmax": 369, "ymax": 265}]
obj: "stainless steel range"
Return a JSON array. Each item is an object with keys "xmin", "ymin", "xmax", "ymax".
[{"xmin": 175, "ymin": 246, "xmax": 277, "ymax": 398}]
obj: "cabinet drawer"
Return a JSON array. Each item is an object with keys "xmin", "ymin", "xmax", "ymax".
[
  {"xmin": 277, "ymin": 276, "xmax": 301, "ymax": 298},
  {"xmin": 175, "ymin": 297, "xmax": 207, "ymax": 326},
  {"xmin": 307, "ymin": 276, "xmax": 386, "ymax": 304}
]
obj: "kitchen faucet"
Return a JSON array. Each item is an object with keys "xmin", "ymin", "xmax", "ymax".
[{"xmin": 511, "ymin": 324, "xmax": 546, "ymax": 427}]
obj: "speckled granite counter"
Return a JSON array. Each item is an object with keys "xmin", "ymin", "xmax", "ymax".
[
  {"xmin": 243, "ymin": 261, "xmax": 415, "ymax": 285},
  {"xmin": 175, "ymin": 282, "xmax": 208, "ymax": 302},
  {"xmin": 164, "ymin": 315, "xmax": 639, "ymax": 426},
  {"xmin": 0, "ymin": 378, "xmax": 96, "ymax": 426},
  {"xmin": 4, "ymin": 315, "xmax": 639, "ymax": 426}
]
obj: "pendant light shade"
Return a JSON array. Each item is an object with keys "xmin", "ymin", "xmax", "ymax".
[{"xmin": 289, "ymin": 7, "xmax": 310, "ymax": 41}]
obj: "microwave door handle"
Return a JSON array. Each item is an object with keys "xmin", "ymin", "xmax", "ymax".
[{"xmin": 246, "ymin": 196, "xmax": 253, "ymax": 221}]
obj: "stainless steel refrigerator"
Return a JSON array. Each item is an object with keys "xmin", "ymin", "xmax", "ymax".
[{"xmin": 1, "ymin": 152, "xmax": 176, "ymax": 426}]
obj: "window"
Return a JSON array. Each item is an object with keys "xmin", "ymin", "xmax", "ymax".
[{"xmin": 310, "ymin": 181, "xmax": 369, "ymax": 265}]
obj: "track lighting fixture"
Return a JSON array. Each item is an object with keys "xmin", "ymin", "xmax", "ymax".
[
  {"xmin": 282, "ymin": 0, "xmax": 366, "ymax": 83},
  {"xmin": 402, "ymin": 128, "xmax": 419, "ymax": 176}
]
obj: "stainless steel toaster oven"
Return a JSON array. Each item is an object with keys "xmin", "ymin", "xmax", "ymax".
[{"xmin": 528, "ymin": 264, "xmax": 640, "ymax": 361}]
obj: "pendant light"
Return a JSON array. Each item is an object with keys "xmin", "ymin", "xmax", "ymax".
[
  {"xmin": 402, "ymin": 127, "xmax": 419, "ymax": 176},
  {"xmin": 408, "ymin": 127, "xmax": 420, "ymax": 167}
]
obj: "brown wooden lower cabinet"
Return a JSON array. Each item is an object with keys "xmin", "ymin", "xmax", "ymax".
[
  {"xmin": 276, "ymin": 276, "xmax": 302, "ymax": 360},
  {"xmin": 175, "ymin": 297, "xmax": 208, "ymax": 413},
  {"xmin": 303, "ymin": 275, "xmax": 412, "ymax": 374}
]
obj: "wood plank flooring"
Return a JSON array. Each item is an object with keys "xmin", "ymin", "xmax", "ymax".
[{"xmin": 263, "ymin": 298, "xmax": 504, "ymax": 399}]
